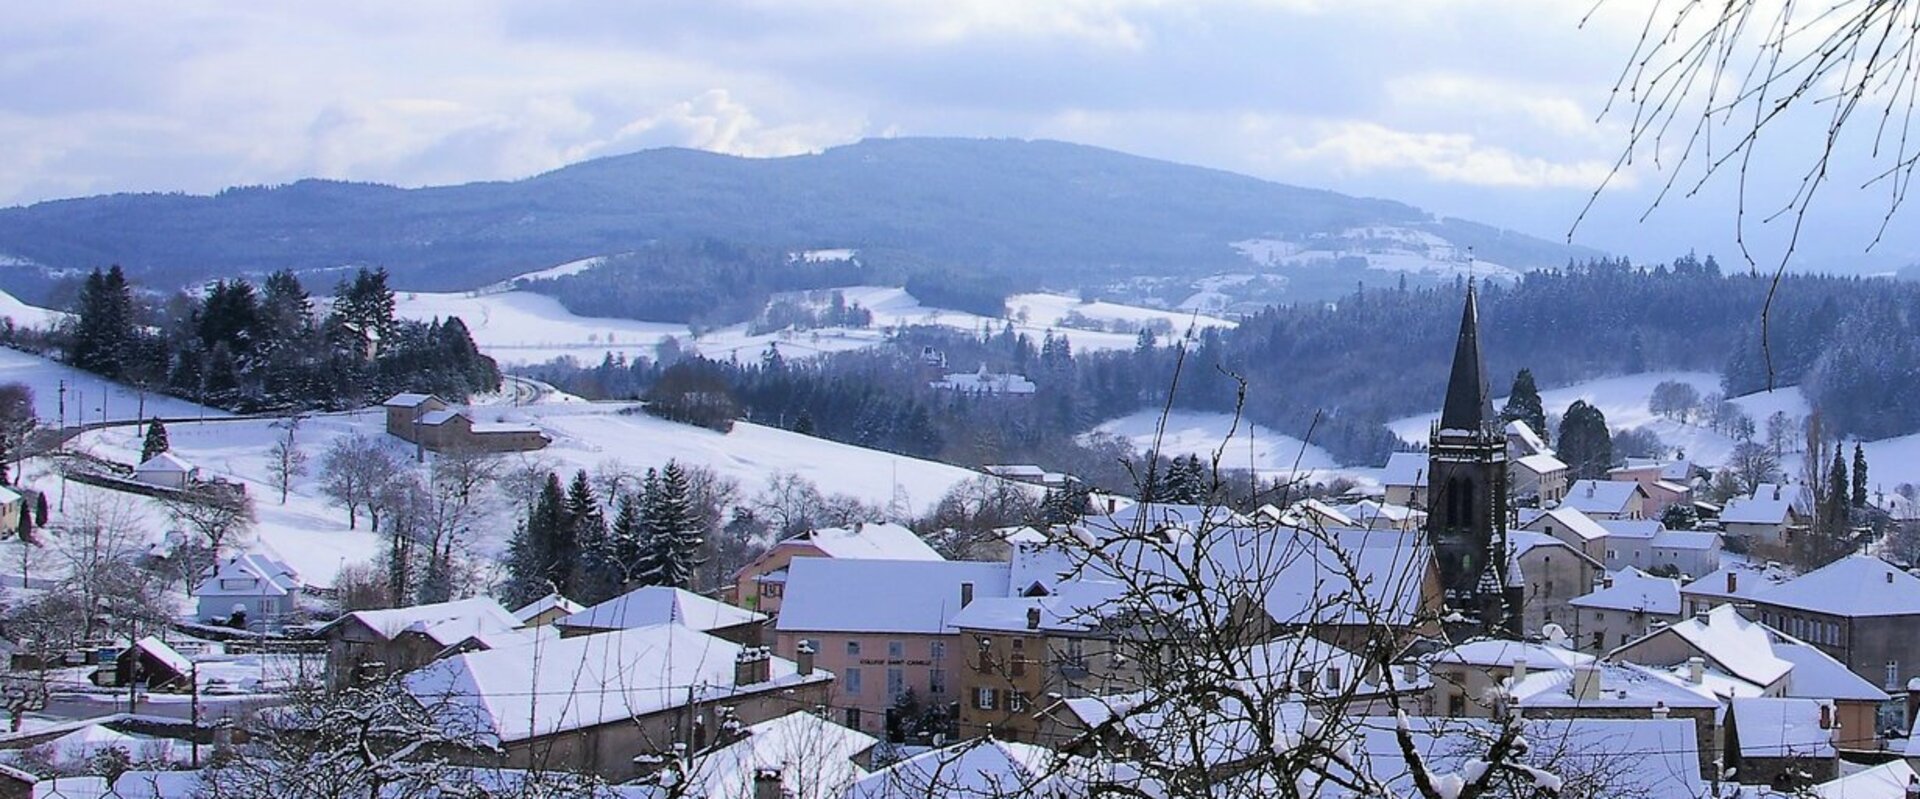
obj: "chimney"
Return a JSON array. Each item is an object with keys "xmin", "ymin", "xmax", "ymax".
[
  {"xmin": 1602, "ymin": 573, "xmax": 1615, "ymax": 590},
  {"xmin": 1819, "ymin": 703, "xmax": 1833, "ymax": 730},
  {"xmin": 1510, "ymin": 658, "xmax": 1529, "ymax": 686},
  {"xmin": 1727, "ymin": 571, "xmax": 1738, "ymax": 594},
  {"xmin": 1586, "ymin": 483, "xmax": 1596, "ymax": 498},
  {"xmin": 1025, "ymin": 606, "xmax": 1041, "ymax": 630},
  {"xmin": 1401, "ymin": 661, "xmax": 1420, "ymax": 683},
  {"xmin": 1687, "ymin": 657, "xmax": 1704, "ymax": 685},
  {"xmin": 960, "ymin": 582, "xmax": 975, "ymax": 608},
  {"xmin": 1572, "ymin": 664, "xmax": 1602, "ymax": 701},
  {"xmin": 753, "ymin": 768, "xmax": 784, "ymax": 799},
  {"xmin": 1651, "ymin": 701, "xmax": 1669, "ymax": 719},
  {"xmin": 1773, "ymin": 485, "xmax": 1782, "ymax": 501},
  {"xmin": 795, "ymin": 640, "xmax": 815, "ymax": 677},
  {"xmin": 735, "ymin": 646, "xmax": 772, "ymax": 687},
  {"xmin": 1889, "ymin": 570, "xmax": 1897, "ymax": 585}
]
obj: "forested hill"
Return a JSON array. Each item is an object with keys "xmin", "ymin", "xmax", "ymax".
[{"xmin": 0, "ymin": 137, "xmax": 1590, "ymax": 293}]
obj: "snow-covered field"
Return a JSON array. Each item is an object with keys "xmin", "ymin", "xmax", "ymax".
[
  {"xmin": 0, "ymin": 345, "xmax": 228, "ymax": 425},
  {"xmin": 1087, "ymin": 410, "xmax": 1340, "ymax": 480},
  {"xmin": 395, "ymin": 280, "xmax": 1237, "ymax": 366}
]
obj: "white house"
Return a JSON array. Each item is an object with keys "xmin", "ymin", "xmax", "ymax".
[
  {"xmin": 1380, "ymin": 451, "xmax": 1428, "ymax": 508},
  {"xmin": 191, "ymin": 552, "xmax": 301, "ymax": 627},
  {"xmin": 1568, "ymin": 567, "xmax": 1683, "ymax": 652},
  {"xmin": 1560, "ymin": 479, "xmax": 1649, "ymax": 520},
  {"xmin": 132, "ymin": 452, "xmax": 198, "ymax": 490}
]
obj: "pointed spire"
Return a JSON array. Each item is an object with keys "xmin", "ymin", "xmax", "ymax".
[{"xmin": 1439, "ymin": 283, "xmax": 1495, "ymax": 431}]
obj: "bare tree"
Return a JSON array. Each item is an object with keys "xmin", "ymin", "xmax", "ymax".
[
  {"xmin": 319, "ymin": 434, "xmax": 406, "ymax": 530},
  {"xmin": 266, "ymin": 415, "xmax": 309, "ymax": 505},
  {"xmin": 47, "ymin": 492, "xmax": 165, "ymax": 643},
  {"xmin": 752, "ymin": 471, "xmax": 826, "ymax": 538},
  {"xmin": 157, "ymin": 487, "xmax": 257, "ymax": 586},
  {"xmin": 0, "ymin": 383, "xmax": 35, "ymax": 485}
]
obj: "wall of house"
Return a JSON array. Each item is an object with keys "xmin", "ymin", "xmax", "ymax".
[
  {"xmin": 1519, "ymin": 547, "xmax": 1594, "ymax": 636},
  {"xmin": 1835, "ymin": 700, "xmax": 1881, "ymax": 750},
  {"xmin": 1650, "ymin": 546, "xmax": 1719, "ymax": 580},
  {"xmin": 774, "ymin": 630, "xmax": 962, "ymax": 737},
  {"xmin": 956, "ymin": 630, "xmax": 1049, "ymax": 742},
  {"xmin": 193, "ymin": 593, "xmax": 295, "ymax": 627},
  {"xmin": 1523, "ymin": 705, "xmax": 1717, "ymax": 778},
  {"xmin": 1573, "ymin": 606, "xmax": 1678, "ymax": 654},
  {"xmin": 324, "ymin": 619, "xmax": 389, "ymax": 690},
  {"xmin": 732, "ymin": 543, "xmax": 825, "ymax": 616}
]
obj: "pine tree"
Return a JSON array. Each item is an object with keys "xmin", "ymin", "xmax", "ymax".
[
  {"xmin": 1828, "ymin": 448, "xmax": 1851, "ymax": 535},
  {"xmin": 503, "ymin": 473, "xmax": 571, "ymax": 606},
  {"xmin": 631, "ymin": 469, "xmax": 666, "ymax": 587},
  {"xmin": 1500, "ymin": 368, "xmax": 1549, "ymax": 445},
  {"xmin": 140, "ymin": 419, "xmax": 170, "ymax": 463},
  {"xmin": 643, "ymin": 461, "xmax": 704, "ymax": 590},
  {"xmin": 70, "ymin": 266, "xmax": 138, "ymax": 379},
  {"xmin": 1852, "ymin": 443, "xmax": 1869, "ymax": 508},
  {"xmin": 1557, "ymin": 400, "xmax": 1614, "ymax": 480},
  {"xmin": 607, "ymin": 492, "xmax": 646, "ymax": 589},
  {"xmin": 564, "ymin": 470, "xmax": 610, "ymax": 602}
]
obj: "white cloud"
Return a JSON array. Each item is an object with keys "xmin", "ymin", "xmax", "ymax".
[{"xmin": 1269, "ymin": 120, "xmax": 1622, "ymax": 189}]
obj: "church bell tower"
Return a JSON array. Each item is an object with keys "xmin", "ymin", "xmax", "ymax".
[{"xmin": 1425, "ymin": 283, "xmax": 1519, "ymax": 638}]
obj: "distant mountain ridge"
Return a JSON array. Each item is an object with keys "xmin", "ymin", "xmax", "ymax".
[{"xmin": 0, "ymin": 137, "xmax": 1598, "ymax": 293}]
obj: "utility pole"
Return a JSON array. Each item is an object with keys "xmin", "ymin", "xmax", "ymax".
[
  {"xmin": 56, "ymin": 381, "xmax": 64, "ymax": 429},
  {"xmin": 190, "ymin": 662, "xmax": 201, "ymax": 767}
]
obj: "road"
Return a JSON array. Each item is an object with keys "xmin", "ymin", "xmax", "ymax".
[{"xmin": 41, "ymin": 691, "xmax": 285, "ymax": 723}]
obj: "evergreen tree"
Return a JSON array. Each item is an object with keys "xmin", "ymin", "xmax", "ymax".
[
  {"xmin": 631, "ymin": 469, "xmax": 666, "ymax": 587},
  {"xmin": 1828, "ymin": 448, "xmax": 1851, "ymax": 535},
  {"xmin": 1557, "ymin": 401, "xmax": 1614, "ymax": 480},
  {"xmin": 69, "ymin": 266, "xmax": 138, "ymax": 379},
  {"xmin": 606, "ymin": 492, "xmax": 646, "ymax": 589},
  {"xmin": 642, "ymin": 462, "xmax": 704, "ymax": 590},
  {"xmin": 1852, "ymin": 443, "xmax": 1869, "ymax": 508},
  {"xmin": 1499, "ymin": 368, "xmax": 1549, "ymax": 445},
  {"xmin": 140, "ymin": 419, "xmax": 170, "ymax": 463},
  {"xmin": 330, "ymin": 268, "xmax": 397, "ymax": 351},
  {"xmin": 502, "ymin": 473, "xmax": 571, "ymax": 606},
  {"xmin": 564, "ymin": 470, "xmax": 610, "ymax": 602}
]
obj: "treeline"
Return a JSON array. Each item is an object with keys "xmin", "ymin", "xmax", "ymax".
[
  {"xmin": 521, "ymin": 241, "xmax": 873, "ymax": 328},
  {"xmin": 57, "ymin": 266, "xmax": 499, "ymax": 413}
]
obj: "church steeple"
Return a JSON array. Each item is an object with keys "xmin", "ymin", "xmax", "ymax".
[{"xmin": 1439, "ymin": 282, "xmax": 1494, "ymax": 431}]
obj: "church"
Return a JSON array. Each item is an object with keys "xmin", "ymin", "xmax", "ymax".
[{"xmin": 1425, "ymin": 284, "xmax": 1524, "ymax": 639}]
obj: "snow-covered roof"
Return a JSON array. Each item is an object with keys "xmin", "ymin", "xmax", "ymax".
[
  {"xmin": 1380, "ymin": 451, "xmax": 1427, "ymax": 488},
  {"xmin": 129, "ymin": 635, "xmax": 192, "ymax": 676},
  {"xmin": 1356, "ymin": 716, "xmax": 1708, "ymax": 799},
  {"xmin": 1513, "ymin": 452, "xmax": 1567, "ymax": 475},
  {"xmin": 1720, "ymin": 494, "xmax": 1797, "ymax": 525},
  {"xmin": 846, "ymin": 738, "xmax": 1067, "ymax": 799},
  {"xmin": 1569, "ymin": 568, "xmax": 1682, "ymax": 615},
  {"xmin": 1810, "ymin": 759, "xmax": 1918, "ymax": 799},
  {"xmin": 1511, "ymin": 662, "xmax": 1718, "ymax": 710},
  {"xmin": 1731, "ymin": 697, "xmax": 1835, "ymax": 759},
  {"xmin": 322, "ymin": 596, "xmax": 520, "ymax": 642},
  {"xmin": 797, "ymin": 522, "xmax": 943, "ymax": 562},
  {"xmin": 1507, "ymin": 530, "xmax": 1591, "ymax": 563},
  {"xmin": 417, "ymin": 408, "xmax": 462, "ymax": 426},
  {"xmin": 0, "ymin": 486, "xmax": 21, "ymax": 506},
  {"xmin": 509, "ymin": 593, "xmax": 584, "ymax": 624},
  {"xmin": 134, "ymin": 452, "xmax": 195, "ymax": 474},
  {"xmin": 1626, "ymin": 605, "xmax": 1792, "ymax": 688},
  {"xmin": 929, "ymin": 367, "xmax": 1037, "ymax": 395},
  {"xmin": 1776, "ymin": 641, "xmax": 1888, "ymax": 702},
  {"xmin": 1756, "ymin": 555, "xmax": 1920, "ymax": 617},
  {"xmin": 1681, "ymin": 560, "xmax": 1789, "ymax": 602},
  {"xmin": 1650, "ymin": 529, "xmax": 1718, "ymax": 551},
  {"xmin": 405, "ymin": 623, "xmax": 830, "ymax": 743},
  {"xmin": 1078, "ymin": 502, "xmax": 1249, "ymax": 536},
  {"xmin": 383, "ymin": 392, "xmax": 439, "ymax": 408},
  {"xmin": 1612, "ymin": 458, "xmax": 1691, "ymax": 481},
  {"xmin": 192, "ymin": 552, "xmax": 301, "ymax": 598},
  {"xmin": 556, "ymin": 586, "xmax": 766, "ymax": 634},
  {"xmin": 1524, "ymin": 506, "xmax": 1610, "ymax": 542},
  {"xmin": 776, "ymin": 558, "xmax": 1011, "ymax": 635},
  {"xmin": 1505, "ymin": 420, "xmax": 1550, "ymax": 456},
  {"xmin": 948, "ymin": 580, "xmax": 1127, "ymax": 635},
  {"xmin": 665, "ymin": 711, "xmax": 877, "ymax": 799},
  {"xmin": 1430, "ymin": 639, "xmax": 1594, "ymax": 670},
  {"xmin": 1560, "ymin": 480, "xmax": 1644, "ymax": 515},
  {"xmin": 1598, "ymin": 519, "xmax": 1663, "ymax": 540},
  {"xmin": 1650, "ymin": 478, "xmax": 1691, "ymax": 496},
  {"xmin": 470, "ymin": 421, "xmax": 544, "ymax": 435},
  {"xmin": 1333, "ymin": 500, "xmax": 1424, "ymax": 526}
]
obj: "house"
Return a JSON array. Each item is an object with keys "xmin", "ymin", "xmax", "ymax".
[
  {"xmin": 774, "ymin": 558, "xmax": 1012, "ymax": 737},
  {"xmin": 404, "ymin": 623, "xmax": 833, "ymax": 783},
  {"xmin": 1360, "ymin": 716, "xmax": 1710, "ymax": 798},
  {"xmin": 1679, "ymin": 560, "xmax": 1790, "ymax": 617},
  {"xmin": 1511, "ymin": 452, "xmax": 1570, "ymax": 506},
  {"xmin": 1724, "ymin": 697, "xmax": 1839, "ymax": 790},
  {"xmin": 1648, "ymin": 529, "xmax": 1720, "ymax": 578},
  {"xmin": 0, "ymin": 487, "xmax": 23, "ymax": 534},
  {"xmin": 1559, "ymin": 479, "xmax": 1648, "ymax": 520},
  {"xmin": 1742, "ymin": 555, "xmax": 1920, "ymax": 723},
  {"xmin": 1521, "ymin": 506, "xmax": 1611, "ymax": 565},
  {"xmin": 112, "ymin": 636, "xmax": 193, "ymax": 692},
  {"xmin": 1568, "ymin": 568, "xmax": 1682, "ymax": 652},
  {"xmin": 1331, "ymin": 499, "xmax": 1426, "ymax": 532},
  {"xmin": 1610, "ymin": 458, "xmax": 1695, "ymax": 516},
  {"xmin": 509, "ymin": 593, "xmax": 583, "ymax": 628},
  {"xmin": 1426, "ymin": 639, "xmax": 1595, "ymax": 719},
  {"xmin": 929, "ymin": 365, "xmax": 1036, "ymax": 397},
  {"xmin": 381, "ymin": 392, "xmax": 551, "ymax": 454},
  {"xmin": 983, "ymin": 465, "xmax": 1071, "ymax": 489},
  {"xmin": 730, "ymin": 522, "xmax": 944, "ymax": 616},
  {"xmin": 1379, "ymin": 451, "xmax": 1428, "ymax": 508},
  {"xmin": 1596, "ymin": 518, "xmax": 1662, "ymax": 571},
  {"xmin": 317, "ymin": 596, "xmax": 521, "ymax": 689},
  {"xmin": 846, "ymin": 738, "xmax": 1084, "ymax": 799},
  {"xmin": 1505, "ymin": 420, "xmax": 1551, "ymax": 458},
  {"xmin": 643, "ymin": 710, "xmax": 878, "ymax": 799},
  {"xmin": 948, "ymin": 581, "xmax": 1130, "ymax": 744},
  {"xmin": 131, "ymin": 453, "xmax": 197, "ymax": 490},
  {"xmin": 191, "ymin": 552, "xmax": 301, "ymax": 628},
  {"xmin": 1507, "ymin": 530, "xmax": 1602, "ymax": 635},
  {"xmin": 1507, "ymin": 661, "xmax": 1721, "ymax": 775},
  {"xmin": 1808, "ymin": 759, "xmax": 1919, "ymax": 799},
  {"xmin": 555, "ymin": 585, "xmax": 767, "ymax": 645},
  {"xmin": 1720, "ymin": 483, "xmax": 1809, "ymax": 556}
]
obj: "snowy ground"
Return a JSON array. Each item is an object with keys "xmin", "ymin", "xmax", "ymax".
[
  {"xmin": 1086, "ymin": 410, "xmax": 1340, "ymax": 481},
  {"xmin": 0, "ymin": 346, "xmax": 227, "ymax": 426},
  {"xmin": 394, "ymin": 282, "xmax": 1236, "ymax": 366}
]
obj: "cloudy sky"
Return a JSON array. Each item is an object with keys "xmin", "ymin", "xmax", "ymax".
[{"xmin": 1, "ymin": 1, "xmax": 1912, "ymax": 272}]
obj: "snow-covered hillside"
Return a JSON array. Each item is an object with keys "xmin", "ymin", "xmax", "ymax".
[
  {"xmin": 1087, "ymin": 410, "xmax": 1340, "ymax": 480},
  {"xmin": 396, "ymin": 280, "xmax": 1236, "ymax": 366},
  {"xmin": 0, "ymin": 345, "xmax": 226, "ymax": 424},
  {"xmin": 1233, "ymin": 226, "xmax": 1524, "ymax": 282}
]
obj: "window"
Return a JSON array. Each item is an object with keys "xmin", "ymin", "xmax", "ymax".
[
  {"xmin": 888, "ymin": 640, "xmax": 904, "ymax": 660},
  {"xmin": 846, "ymin": 641, "xmax": 861, "ymax": 658},
  {"xmin": 1591, "ymin": 632, "xmax": 1604, "ymax": 651},
  {"xmin": 1447, "ymin": 693, "xmax": 1466, "ymax": 717},
  {"xmin": 931, "ymin": 641, "xmax": 947, "ymax": 661},
  {"xmin": 846, "ymin": 708, "xmax": 862, "ymax": 730},
  {"xmin": 887, "ymin": 667, "xmax": 904, "ymax": 700},
  {"xmin": 1544, "ymin": 580, "xmax": 1554, "ymax": 598},
  {"xmin": 1009, "ymin": 692, "xmax": 1029, "ymax": 713},
  {"xmin": 930, "ymin": 668, "xmax": 947, "ymax": 694},
  {"xmin": 1606, "ymin": 548, "xmax": 1617, "ymax": 560},
  {"xmin": 1011, "ymin": 639, "xmax": 1026, "ymax": 676},
  {"xmin": 845, "ymin": 667, "xmax": 863, "ymax": 695},
  {"xmin": 219, "ymin": 578, "xmax": 255, "ymax": 590},
  {"xmin": 1888, "ymin": 661, "xmax": 1901, "ymax": 691},
  {"xmin": 976, "ymin": 687, "xmax": 996, "ymax": 710},
  {"xmin": 1327, "ymin": 667, "xmax": 1344, "ymax": 689}
]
